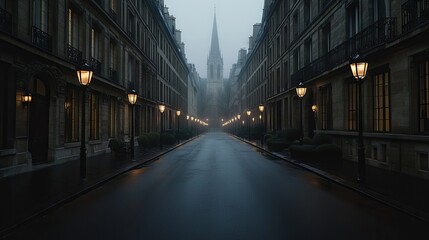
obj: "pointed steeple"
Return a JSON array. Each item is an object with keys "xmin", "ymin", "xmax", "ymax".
[{"xmin": 209, "ymin": 8, "xmax": 221, "ymax": 59}]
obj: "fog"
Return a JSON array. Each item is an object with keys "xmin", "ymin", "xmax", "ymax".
[{"xmin": 164, "ymin": 0, "xmax": 265, "ymax": 78}]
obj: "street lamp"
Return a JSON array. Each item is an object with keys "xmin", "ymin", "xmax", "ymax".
[
  {"xmin": 76, "ymin": 60, "xmax": 93, "ymax": 179},
  {"xmin": 128, "ymin": 89, "xmax": 137, "ymax": 161},
  {"xmin": 296, "ymin": 82, "xmax": 307, "ymax": 141},
  {"xmin": 159, "ymin": 103, "xmax": 165, "ymax": 149},
  {"xmin": 259, "ymin": 104, "xmax": 265, "ymax": 146},
  {"xmin": 176, "ymin": 110, "xmax": 181, "ymax": 144},
  {"xmin": 350, "ymin": 53, "xmax": 369, "ymax": 184}
]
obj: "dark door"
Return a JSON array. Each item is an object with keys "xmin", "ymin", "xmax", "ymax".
[{"xmin": 28, "ymin": 78, "xmax": 50, "ymax": 164}]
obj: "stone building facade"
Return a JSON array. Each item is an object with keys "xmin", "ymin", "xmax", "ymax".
[
  {"xmin": 237, "ymin": 0, "xmax": 429, "ymax": 179},
  {"xmin": 0, "ymin": 0, "xmax": 189, "ymax": 176}
]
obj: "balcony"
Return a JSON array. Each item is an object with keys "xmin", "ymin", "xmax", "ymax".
[
  {"xmin": 291, "ymin": 18, "xmax": 397, "ymax": 87},
  {"xmin": 0, "ymin": 7, "xmax": 12, "ymax": 33},
  {"xmin": 32, "ymin": 26, "xmax": 52, "ymax": 52},
  {"xmin": 67, "ymin": 44, "xmax": 82, "ymax": 66},
  {"xmin": 91, "ymin": 58, "xmax": 102, "ymax": 75},
  {"xmin": 402, "ymin": 0, "xmax": 429, "ymax": 33},
  {"xmin": 349, "ymin": 17, "xmax": 397, "ymax": 55}
]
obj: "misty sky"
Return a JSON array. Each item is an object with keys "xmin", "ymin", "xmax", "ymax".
[{"xmin": 163, "ymin": 0, "xmax": 265, "ymax": 78}]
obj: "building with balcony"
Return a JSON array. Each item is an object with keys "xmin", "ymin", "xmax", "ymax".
[
  {"xmin": 237, "ymin": 0, "xmax": 429, "ymax": 179},
  {"xmin": 0, "ymin": 0, "xmax": 190, "ymax": 176}
]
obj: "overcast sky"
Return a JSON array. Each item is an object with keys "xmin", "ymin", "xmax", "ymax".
[{"xmin": 164, "ymin": 0, "xmax": 265, "ymax": 78}]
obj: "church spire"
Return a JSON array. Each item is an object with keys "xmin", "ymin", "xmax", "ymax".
[{"xmin": 209, "ymin": 8, "xmax": 221, "ymax": 59}]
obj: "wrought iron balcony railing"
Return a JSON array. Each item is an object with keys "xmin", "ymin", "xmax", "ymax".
[
  {"xmin": 91, "ymin": 57, "xmax": 102, "ymax": 75},
  {"xmin": 32, "ymin": 26, "xmax": 52, "ymax": 52},
  {"xmin": 67, "ymin": 44, "xmax": 82, "ymax": 66},
  {"xmin": 291, "ymin": 17, "xmax": 397, "ymax": 87},
  {"xmin": 402, "ymin": 0, "xmax": 429, "ymax": 33},
  {"xmin": 349, "ymin": 17, "xmax": 397, "ymax": 55},
  {"xmin": 0, "ymin": 7, "xmax": 12, "ymax": 33}
]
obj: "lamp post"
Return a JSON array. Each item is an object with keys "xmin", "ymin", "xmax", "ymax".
[
  {"xmin": 350, "ymin": 53, "xmax": 369, "ymax": 184},
  {"xmin": 128, "ymin": 89, "xmax": 137, "ymax": 161},
  {"xmin": 259, "ymin": 104, "xmax": 265, "ymax": 146},
  {"xmin": 76, "ymin": 60, "xmax": 93, "ymax": 179},
  {"xmin": 296, "ymin": 82, "xmax": 307, "ymax": 141},
  {"xmin": 159, "ymin": 103, "xmax": 165, "ymax": 150},
  {"xmin": 22, "ymin": 90, "xmax": 32, "ymax": 107},
  {"xmin": 246, "ymin": 110, "xmax": 251, "ymax": 140},
  {"xmin": 176, "ymin": 110, "xmax": 181, "ymax": 144}
]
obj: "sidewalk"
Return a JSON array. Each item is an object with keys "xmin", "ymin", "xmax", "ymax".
[
  {"xmin": 0, "ymin": 138, "xmax": 194, "ymax": 237},
  {"xmin": 245, "ymin": 138, "xmax": 429, "ymax": 224}
]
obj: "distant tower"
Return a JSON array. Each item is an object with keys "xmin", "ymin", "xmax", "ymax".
[{"xmin": 207, "ymin": 9, "xmax": 224, "ymax": 125}]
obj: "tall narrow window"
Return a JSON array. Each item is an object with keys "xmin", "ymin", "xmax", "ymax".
[
  {"xmin": 109, "ymin": 40, "xmax": 117, "ymax": 81},
  {"xmin": 304, "ymin": 37, "xmax": 312, "ymax": 65},
  {"xmin": 320, "ymin": 22, "xmax": 331, "ymax": 55},
  {"xmin": 64, "ymin": 84, "xmax": 80, "ymax": 143},
  {"xmin": 33, "ymin": 0, "xmax": 48, "ymax": 32},
  {"xmin": 293, "ymin": 49, "xmax": 299, "ymax": 73},
  {"xmin": 89, "ymin": 91, "xmax": 100, "ymax": 140},
  {"xmin": 304, "ymin": 0, "xmax": 311, "ymax": 26},
  {"xmin": 418, "ymin": 57, "xmax": 429, "ymax": 133},
  {"xmin": 320, "ymin": 84, "xmax": 332, "ymax": 130},
  {"xmin": 217, "ymin": 65, "xmax": 221, "ymax": 79},
  {"xmin": 347, "ymin": 81, "xmax": 359, "ymax": 131},
  {"xmin": 293, "ymin": 11, "xmax": 299, "ymax": 39},
  {"xmin": 347, "ymin": 2, "xmax": 359, "ymax": 38},
  {"xmin": 373, "ymin": 70, "xmax": 390, "ymax": 132},
  {"xmin": 67, "ymin": 7, "xmax": 79, "ymax": 48}
]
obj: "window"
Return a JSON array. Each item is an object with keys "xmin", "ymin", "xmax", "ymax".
[
  {"xmin": 304, "ymin": 37, "xmax": 312, "ymax": 65},
  {"xmin": 373, "ymin": 70, "xmax": 390, "ymax": 132},
  {"xmin": 320, "ymin": 22, "xmax": 331, "ymax": 55},
  {"xmin": 347, "ymin": 2, "xmax": 359, "ymax": 38},
  {"xmin": 347, "ymin": 81, "xmax": 359, "ymax": 131},
  {"xmin": 417, "ymin": 57, "xmax": 429, "ymax": 133},
  {"xmin": 304, "ymin": 0, "xmax": 311, "ymax": 26},
  {"xmin": 293, "ymin": 48, "xmax": 300, "ymax": 73},
  {"xmin": 283, "ymin": 26, "xmax": 289, "ymax": 52},
  {"xmin": 67, "ymin": 7, "xmax": 79, "ymax": 48},
  {"xmin": 320, "ymin": 84, "xmax": 332, "ymax": 130},
  {"xmin": 293, "ymin": 11, "xmax": 299, "ymax": 39},
  {"xmin": 109, "ymin": 40, "xmax": 117, "ymax": 81},
  {"xmin": 89, "ymin": 91, "xmax": 100, "ymax": 140},
  {"xmin": 32, "ymin": 0, "xmax": 48, "ymax": 32},
  {"xmin": 91, "ymin": 27, "xmax": 102, "ymax": 74},
  {"xmin": 128, "ymin": 10, "xmax": 135, "ymax": 39},
  {"xmin": 64, "ymin": 84, "xmax": 80, "ymax": 143},
  {"xmin": 108, "ymin": 97, "xmax": 117, "ymax": 138}
]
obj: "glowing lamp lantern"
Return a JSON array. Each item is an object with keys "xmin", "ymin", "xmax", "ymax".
[
  {"xmin": 76, "ymin": 61, "xmax": 93, "ymax": 86},
  {"xmin": 296, "ymin": 82, "xmax": 307, "ymax": 98},
  {"xmin": 349, "ymin": 54, "xmax": 368, "ymax": 81},
  {"xmin": 127, "ymin": 89, "xmax": 138, "ymax": 105}
]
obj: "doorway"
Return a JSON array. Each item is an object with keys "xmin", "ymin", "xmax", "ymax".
[{"xmin": 28, "ymin": 77, "xmax": 50, "ymax": 164}]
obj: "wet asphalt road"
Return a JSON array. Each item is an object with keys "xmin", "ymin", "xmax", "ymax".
[{"xmin": 6, "ymin": 131, "xmax": 429, "ymax": 240}]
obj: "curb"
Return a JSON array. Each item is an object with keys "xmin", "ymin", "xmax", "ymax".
[
  {"xmin": 234, "ymin": 135, "xmax": 429, "ymax": 224},
  {"xmin": 0, "ymin": 135, "xmax": 201, "ymax": 238}
]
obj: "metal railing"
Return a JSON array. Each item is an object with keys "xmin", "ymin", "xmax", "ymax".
[
  {"xmin": 67, "ymin": 44, "xmax": 82, "ymax": 66},
  {"xmin": 291, "ymin": 17, "xmax": 397, "ymax": 87},
  {"xmin": 32, "ymin": 26, "xmax": 52, "ymax": 52},
  {"xmin": 402, "ymin": 0, "xmax": 429, "ymax": 33},
  {"xmin": 0, "ymin": 7, "xmax": 12, "ymax": 33}
]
